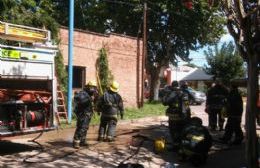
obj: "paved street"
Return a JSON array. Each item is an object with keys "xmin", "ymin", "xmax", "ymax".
[{"xmin": 0, "ymin": 103, "xmax": 247, "ymax": 168}]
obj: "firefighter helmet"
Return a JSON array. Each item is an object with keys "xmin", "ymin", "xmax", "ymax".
[
  {"xmin": 110, "ymin": 81, "xmax": 119, "ymax": 92},
  {"xmin": 171, "ymin": 80, "xmax": 179, "ymax": 88},
  {"xmin": 190, "ymin": 117, "xmax": 203, "ymax": 126},
  {"xmin": 87, "ymin": 80, "xmax": 97, "ymax": 87}
]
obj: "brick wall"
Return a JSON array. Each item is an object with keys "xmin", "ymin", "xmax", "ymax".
[{"xmin": 59, "ymin": 27, "xmax": 142, "ymax": 107}]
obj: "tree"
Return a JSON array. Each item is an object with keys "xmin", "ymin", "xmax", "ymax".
[
  {"xmin": 52, "ymin": 0, "xmax": 142, "ymax": 36},
  {"xmin": 97, "ymin": 48, "xmax": 114, "ymax": 94},
  {"xmin": 219, "ymin": 1, "xmax": 260, "ymax": 167},
  {"xmin": 204, "ymin": 42, "xmax": 245, "ymax": 85},
  {"xmin": 145, "ymin": 1, "xmax": 225, "ymax": 101}
]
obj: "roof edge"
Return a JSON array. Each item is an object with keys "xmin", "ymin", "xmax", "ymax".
[{"xmin": 59, "ymin": 26, "xmax": 140, "ymax": 40}]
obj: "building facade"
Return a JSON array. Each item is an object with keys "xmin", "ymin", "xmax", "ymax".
[{"xmin": 59, "ymin": 27, "xmax": 142, "ymax": 107}]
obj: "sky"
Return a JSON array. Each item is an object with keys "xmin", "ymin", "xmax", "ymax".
[{"xmin": 179, "ymin": 33, "xmax": 234, "ymax": 67}]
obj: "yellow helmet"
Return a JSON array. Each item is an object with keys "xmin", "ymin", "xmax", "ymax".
[
  {"xmin": 87, "ymin": 80, "xmax": 97, "ymax": 87},
  {"xmin": 154, "ymin": 137, "xmax": 165, "ymax": 153},
  {"xmin": 110, "ymin": 81, "xmax": 119, "ymax": 92}
]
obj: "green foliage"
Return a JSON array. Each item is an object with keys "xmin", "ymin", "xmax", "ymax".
[
  {"xmin": 55, "ymin": 51, "xmax": 68, "ymax": 92},
  {"xmin": 146, "ymin": 1, "xmax": 225, "ymax": 64},
  {"xmin": 52, "ymin": 0, "xmax": 141, "ymax": 35},
  {"xmin": 0, "ymin": 0, "xmax": 59, "ymax": 40},
  {"xmin": 97, "ymin": 48, "xmax": 113, "ymax": 93},
  {"xmin": 204, "ymin": 42, "xmax": 245, "ymax": 85}
]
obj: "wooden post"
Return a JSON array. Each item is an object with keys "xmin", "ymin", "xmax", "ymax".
[{"xmin": 141, "ymin": 1, "xmax": 147, "ymax": 107}]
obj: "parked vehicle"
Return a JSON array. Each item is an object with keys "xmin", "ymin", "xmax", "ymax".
[
  {"xmin": 159, "ymin": 85, "xmax": 206, "ymax": 105},
  {"xmin": 187, "ymin": 87, "xmax": 206, "ymax": 105}
]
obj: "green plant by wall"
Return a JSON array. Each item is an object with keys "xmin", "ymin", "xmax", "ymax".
[
  {"xmin": 97, "ymin": 47, "xmax": 113, "ymax": 93},
  {"xmin": 55, "ymin": 51, "xmax": 68, "ymax": 92}
]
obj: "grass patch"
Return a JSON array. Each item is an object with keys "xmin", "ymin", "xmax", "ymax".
[
  {"xmin": 60, "ymin": 102, "xmax": 167, "ymax": 128},
  {"xmin": 124, "ymin": 102, "xmax": 166, "ymax": 120}
]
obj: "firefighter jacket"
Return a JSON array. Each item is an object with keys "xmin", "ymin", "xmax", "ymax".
[
  {"xmin": 206, "ymin": 84, "xmax": 229, "ymax": 110},
  {"xmin": 74, "ymin": 90, "xmax": 93, "ymax": 118},
  {"xmin": 97, "ymin": 90, "xmax": 124, "ymax": 118},
  {"xmin": 180, "ymin": 123, "xmax": 212, "ymax": 156},
  {"xmin": 162, "ymin": 87, "xmax": 190, "ymax": 121}
]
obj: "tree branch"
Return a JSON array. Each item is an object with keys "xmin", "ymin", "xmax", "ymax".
[
  {"xmin": 237, "ymin": 43, "xmax": 248, "ymax": 61},
  {"xmin": 226, "ymin": 17, "xmax": 248, "ymax": 60},
  {"xmin": 221, "ymin": 1, "xmax": 240, "ymax": 27},
  {"xmin": 221, "ymin": 0, "xmax": 232, "ymax": 14},
  {"xmin": 233, "ymin": 0, "xmax": 247, "ymax": 30},
  {"xmin": 234, "ymin": 0, "xmax": 246, "ymax": 19},
  {"xmin": 226, "ymin": 18, "xmax": 239, "ymax": 42}
]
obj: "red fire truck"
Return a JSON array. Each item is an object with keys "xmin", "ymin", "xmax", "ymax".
[{"xmin": 0, "ymin": 21, "xmax": 58, "ymax": 137}]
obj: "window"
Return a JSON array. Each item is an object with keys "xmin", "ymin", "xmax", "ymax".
[{"xmin": 66, "ymin": 66, "xmax": 86, "ymax": 89}]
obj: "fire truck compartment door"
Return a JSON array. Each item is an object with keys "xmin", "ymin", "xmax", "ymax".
[{"xmin": 0, "ymin": 60, "xmax": 53, "ymax": 79}]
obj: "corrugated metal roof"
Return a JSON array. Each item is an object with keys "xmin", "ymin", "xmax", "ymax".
[{"xmin": 182, "ymin": 68, "xmax": 213, "ymax": 81}]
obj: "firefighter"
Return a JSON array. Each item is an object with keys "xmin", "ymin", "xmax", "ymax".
[
  {"xmin": 220, "ymin": 84, "xmax": 243, "ymax": 145},
  {"xmin": 97, "ymin": 81, "xmax": 124, "ymax": 142},
  {"xmin": 73, "ymin": 80, "xmax": 98, "ymax": 148},
  {"xmin": 180, "ymin": 81, "xmax": 191, "ymax": 117},
  {"xmin": 179, "ymin": 117, "xmax": 212, "ymax": 167},
  {"xmin": 205, "ymin": 80, "xmax": 229, "ymax": 131},
  {"xmin": 162, "ymin": 80, "xmax": 190, "ymax": 148}
]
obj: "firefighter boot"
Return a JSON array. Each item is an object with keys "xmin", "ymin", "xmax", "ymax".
[
  {"xmin": 73, "ymin": 140, "xmax": 80, "ymax": 149},
  {"xmin": 97, "ymin": 136, "xmax": 104, "ymax": 142},
  {"xmin": 107, "ymin": 136, "xmax": 114, "ymax": 142},
  {"xmin": 80, "ymin": 139, "xmax": 89, "ymax": 147}
]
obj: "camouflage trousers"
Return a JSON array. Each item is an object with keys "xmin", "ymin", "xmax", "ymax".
[
  {"xmin": 73, "ymin": 114, "xmax": 92, "ymax": 143},
  {"xmin": 98, "ymin": 116, "xmax": 118, "ymax": 141}
]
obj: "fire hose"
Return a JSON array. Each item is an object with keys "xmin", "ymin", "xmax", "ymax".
[{"xmin": 22, "ymin": 124, "xmax": 174, "ymax": 164}]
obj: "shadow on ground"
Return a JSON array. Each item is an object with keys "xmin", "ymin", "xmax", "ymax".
[
  {"xmin": 127, "ymin": 123, "xmax": 247, "ymax": 168},
  {"xmin": 0, "ymin": 140, "xmax": 40, "ymax": 156},
  {"xmin": 0, "ymin": 121, "xmax": 247, "ymax": 168}
]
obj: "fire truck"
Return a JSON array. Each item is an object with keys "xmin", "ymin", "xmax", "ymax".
[{"xmin": 0, "ymin": 21, "xmax": 58, "ymax": 137}]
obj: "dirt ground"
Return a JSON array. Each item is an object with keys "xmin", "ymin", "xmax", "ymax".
[{"xmin": 0, "ymin": 103, "xmax": 248, "ymax": 168}]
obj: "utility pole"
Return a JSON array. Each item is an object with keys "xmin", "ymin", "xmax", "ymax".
[
  {"xmin": 141, "ymin": 1, "xmax": 147, "ymax": 107},
  {"xmin": 67, "ymin": 0, "xmax": 74, "ymax": 123}
]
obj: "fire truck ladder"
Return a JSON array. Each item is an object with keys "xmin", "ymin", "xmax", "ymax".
[{"xmin": 56, "ymin": 85, "xmax": 69, "ymax": 125}]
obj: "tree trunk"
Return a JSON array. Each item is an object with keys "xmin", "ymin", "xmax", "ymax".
[
  {"xmin": 246, "ymin": 54, "xmax": 259, "ymax": 168},
  {"xmin": 149, "ymin": 67, "xmax": 161, "ymax": 101}
]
